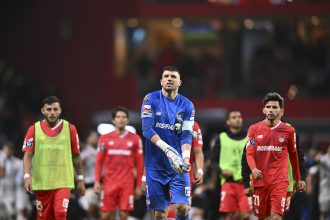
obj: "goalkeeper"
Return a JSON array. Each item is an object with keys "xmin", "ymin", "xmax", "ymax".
[{"xmin": 141, "ymin": 66, "xmax": 194, "ymax": 220}]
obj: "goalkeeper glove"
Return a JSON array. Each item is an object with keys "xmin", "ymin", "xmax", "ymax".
[{"xmin": 156, "ymin": 140, "xmax": 189, "ymax": 174}]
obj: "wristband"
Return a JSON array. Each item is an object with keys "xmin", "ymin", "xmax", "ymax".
[
  {"xmin": 182, "ymin": 150, "xmax": 190, "ymax": 159},
  {"xmin": 77, "ymin": 175, "xmax": 84, "ymax": 180},
  {"xmin": 197, "ymin": 168, "xmax": 204, "ymax": 175},
  {"xmin": 141, "ymin": 175, "xmax": 146, "ymax": 182},
  {"xmin": 24, "ymin": 173, "xmax": 31, "ymax": 179},
  {"xmin": 155, "ymin": 139, "xmax": 170, "ymax": 151}
]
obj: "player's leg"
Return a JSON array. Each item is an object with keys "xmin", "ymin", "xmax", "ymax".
[
  {"xmin": 100, "ymin": 185, "xmax": 120, "ymax": 220},
  {"xmin": 118, "ymin": 182, "xmax": 134, "ymax": 220},
  {"xmin": 53, "ymin": 188, "xmax": 71, "ymax": 220},
  {"xmin": 219, "ymin": 182, "xmax": 238, "ymax": 220},
  {"xmin": 269, "ymin": 182, "xmax": 289, "ymax": 220},
  {"xmin": 35, "ymin": 190, "xmax": 55, "ymax": 219},
  {"xmin": 170, "ymin": 172, "xmax": 191, "ymax": 220},
  {"xmin": 252, "ymin": 186, "xmax": 270, "ymax": 220},
  {"xmin": 146, "ymin": 169, "xmax": 171, "ymax": 220},
  {"xmin": 236, "ymin": 183, "xmax": 252, "ymax": 219}
]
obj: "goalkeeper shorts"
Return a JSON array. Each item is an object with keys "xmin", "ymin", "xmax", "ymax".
[{"xmin": 145, "ymin": 169, "xmax": 191, "ymax": 210}]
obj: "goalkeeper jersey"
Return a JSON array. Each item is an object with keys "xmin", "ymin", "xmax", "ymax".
[{"xmin": 141, "ymin": 90, "xmax": 195, "ymax": 171}]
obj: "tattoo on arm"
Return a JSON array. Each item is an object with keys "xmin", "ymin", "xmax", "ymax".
[{"xmin": 72, "ymin": 153, "xmax": 83, "ymax": 175}]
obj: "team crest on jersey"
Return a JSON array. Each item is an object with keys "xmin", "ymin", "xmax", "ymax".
[
  {"xmin": 127, "ymin": 141, "xmax": 133, "ymax": 147},
  {"xmin": 279, "ymin": 137, "xmax": 285, "ymax": 143}
]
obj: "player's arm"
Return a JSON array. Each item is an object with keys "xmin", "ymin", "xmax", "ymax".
[
  {"xmin": 288, "ymin": 130, "xmax": 303, "ymax": 191},
  {"xmin": 22, "ymin": 125, "xmax": 34, "ymax": 194},
  {"xmin": 241, "ymin": 144, "xmax": 252, "ymax": 187},
  {"xmin": 246, "ymin": 126, "xmax": 262, "ymax": 179},
  {"xmin": 179, "ymin": 102, "xmax": 195, "ymax": 171},
  {"xmin": 70, "ymin": 125, "xmax": 85, "ymax": 197},
  {"xmin": 94, "ymin": 137, "xmax": 106, "ymax": 194},
  {"xmin": 193, "ymin": 123, "xmax": 204, "ymax": 184}
]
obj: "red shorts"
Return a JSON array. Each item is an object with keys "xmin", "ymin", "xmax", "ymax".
[
  {"xmin": 219, "ymin": 182, "xmax": 251, "ymax": 213},
  {"xmin": 285, "ymin": 192, "xmax": 293, "ymax": 212},
  {"xmin": 100, "ymin": 182, "xmax": 134, "ymax": 211},
  {"xmin": 252, "ymin": 182, "xmax": 288, "ymax": 219},
  {"xmin": 35, "ymin": 188, "xmax": 71, "ymax": 220}
]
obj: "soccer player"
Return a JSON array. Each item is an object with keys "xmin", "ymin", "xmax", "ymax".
[
  {"xmin": 141, "ymin": 66, "xmax": 195, "ymax": 220},
  {"xmin": 241, "ymin": 130, "xmax": 307, "ymax": 213},
  {"xmin": 22, "ymin": 95, "xmax": 85, "ymax": 220},
  {"xmin": 94, "ymin": 106, "xmax": 144, "ymax": 220},
  {"xmin": 212, "ymin": 110, "xmax": 251, "ymax": 220},
  {"xmin": 246, "ymin": 92, "xmax": 304, "ymax": 220}
]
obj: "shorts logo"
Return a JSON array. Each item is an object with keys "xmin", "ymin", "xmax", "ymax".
[
  {"xmin": 184, "ymin": 186, "xmax": 191, "ymax": 197},
  {"xmin": 62, "ymin": 198, "xmax": 69, "ymax": 212},
  {"xmin": 36, "ymin": 200, "xmax": 43, "ymax": 216},
  {"xmin": 146, "ymin": 199, "xmax": 150, "ymax": 205},
  {"xmin": 279, "ymin": 137, "xmax": 285, "ymax": 143}
]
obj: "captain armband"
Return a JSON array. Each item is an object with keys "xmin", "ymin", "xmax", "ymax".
[{"xmin": 182, "ymin": 121, "xmax": 194, "ymax": 132}]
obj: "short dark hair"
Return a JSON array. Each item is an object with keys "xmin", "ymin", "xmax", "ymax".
[
  {"xmin": 41, "ymin": 96, "xmax": 61, "ymax": 107},
  {"xmin": 112, "ymin": 106, "xmax": 129, "ymax": 119},
  {"xmin": 226, "ymin": 109, "xmax": 241, "ymax": 120},
  {"xmin": 162, "ymin": 66, "xmax": 181, "ymax": 77},
  {"xmin": 262, "ymin": 92, "xmax": 284, "ymax": 108}
]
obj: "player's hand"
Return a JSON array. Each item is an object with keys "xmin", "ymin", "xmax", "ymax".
[
  {"xmin": 77, "ymin": 180, "xmax": 85, "ymax": 197},
  {"xmin": 244, "ymin": 187, "xmax": 254, "ymax": 196},
  {"xmin": 163, "ymin": 146, "xmax": 187, "ymax": 174},
  {"xmin": 294, "ymin": 180, "xmax": 306, "ymax": 192},
  {"xmin": 141, "ymin": 181, "xmax": 147, "ymax": 195},
  {"xmin": 182, "ymin": 158, "xmax": 191, "ymax": 173},
  {"xmin": 194, "ymin": 173, "xmax": 203, "ymax": 185},
  {"xmin": 252, "ymin": 168, "xmax": 262, "ymax": 179},
  {"xmin": 135, "ymin": 186, "xmax": 143, "ymax": 199},
  {"xmin": 94, "ymin": 181, "xmax": 102, "ymax": 194},
  {"xmin": 24, "ymin": 176, "xmax": 33, "ymax": 194}
]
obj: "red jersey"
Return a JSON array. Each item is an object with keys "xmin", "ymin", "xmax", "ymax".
[
  {"xmin": 246, "ymin": 120, "xmax": 300, "ymax": 187},
  {"xmin": 189, "ymin": 121, "xmax": 203, "ymax": 184},
  {"xmin": 22, "ymin": 120, "xmax": 80, "ymax": 153},
  {"xmin": 94, "ymin": 130, "xmax": 144, "ymax": 187}
]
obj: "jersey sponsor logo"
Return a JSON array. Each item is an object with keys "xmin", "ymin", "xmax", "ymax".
[
  {"xmin": 155, "ymin": 122, "xmax": 175, "ymax": 130},
  {"xmin": 257, "ymin": 146, "xmax": 283, "ymax": 152},
  {"xmin": 39, "ymin": 143, "xmax": 65, "ymax": 150},
  {"xmin": 156, "ymin": 111, "xmax": 162, "ymax": 116},
  {"xmin": 108, "ymin": 149, "xmax": 132, "ymax": 156}
]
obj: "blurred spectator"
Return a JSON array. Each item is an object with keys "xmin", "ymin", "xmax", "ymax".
[
  {"xmin": 79, "ymin": 131, "xmax": 100, "ymax": 220},
  {"xmin": 0, "ymin": 141, "xmax": 31, "ymax": 220},
  {"xmin": 318, "ymin": 145, "xmax": 330, "ymax": 220}
]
